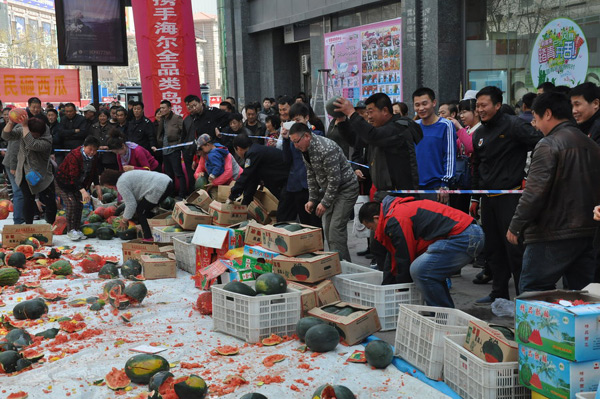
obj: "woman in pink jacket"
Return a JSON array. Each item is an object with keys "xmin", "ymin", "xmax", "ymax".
[{"xmin": 107, "ymin": 129, "xmax": 159, "ymax": 172}]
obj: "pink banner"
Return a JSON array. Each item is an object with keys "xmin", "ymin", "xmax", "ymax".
[
  {"xmin": 324, "ymin": 18, "xmax": 402, "ymax": 104},
  {"xmin": 0, "ymin": 68, "xmax": 80, "ymax": 103},
  {"xmin": 131, "ymin": 0, "xmax": 200, "ymax": 119}
]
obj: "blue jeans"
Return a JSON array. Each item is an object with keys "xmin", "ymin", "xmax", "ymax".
[
  {"xmin": 520, "ymin": 237, "xmax": 595, "ymax": 293},
  {"xmin": 6, "ymin": 170, "xmax": 24, "ymax": 224},
  {"xmin": 410, "ymin": 224, "xmax": 484, "ymax": 307}
]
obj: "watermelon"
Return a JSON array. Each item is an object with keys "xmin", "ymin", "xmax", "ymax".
[
  {"xmin": 291, "ymin": 264, "xmax": 310, "ymax": 281},
  {"xmin": 215, "ymin": 345, "xmax": 239, "ymax": 356},
  {"xmin": 517, "ymin": 321, "xmax": 532, "ymax": 344},
  {"xmin": 35, "ymin": 328, "xmax": 59, "ymax": 339},
  {"xmin": 0, "ymin": 350, "xmax": 20, "ymax": 373},
  {"xmin": 80, "ymin": 257, "xmax": 102, "ymax": 273},
  {"xmin": 148, "ymin": 370, "xmax": 174, "ymax": 393},
  {"xmin": 15, "ymin": 358, "xmax": 32, "ymax": 372},
  {"xmin": 313, "ymin": 384, "xmax": 355, "ymax": 399},
  {"xmin": 528, "ymin": 329, "xmax": 543, "ymax": 346},
  {"xmin": 305, "ymin": 324, "xmax": 340, "ymax": 353},
  {"xmin": 240, "ymin": 394, "xmax": 268, "ymax": 399},
  {"xmin": 196, "ymin": 291, "xmax": 212, "ymax": 315},
  {"xmin": 482, "ymin": 340, "xmax": 503, "ymax": 363},
  {"xmin": 0, "ymin": 267, "xmax": 20, "ymax": 286},
  {"xmin": 174, "ymin": 374, "xmax": 208, "ymax": 399},
  {"xmin": 274, "ymin": 236, "xmax": 288, "ymax": 252},
  {"xmin": 108, "ymin": 285, "xmax": 130, "ymax": 310},
  {"xmin": 87, "ymin": 213, "xmax": 103, "ymax": 223},
  {"xmin": 365, "ymin": 340, "xmax": 394, "ymax": 369},
  {"xmin": 282, "ymin": 223, "xmax": 304, "ymax": 232},
  {"xmin": 49, "ymin": 260, "xmax": 72, "ymax": 275},
  {"xmin": 124, "ymin": 282, "xmax": 148, "ymax": 305},
  {"xmin": 121, "ymin": 259, "xmax": 142, "ymax": 279},
  {"xmin": 194, "ymin": 175, "xmax": 208, "ymax": 190},
  {"xmin": 21, "ymin": 237, "xmax": 41, "ymax": 250},
  {"xmin": 105, "ymin": 367, "xmax": 131, "ymax": 390},
  {"xmin": 125, "ymin": 354, "xmax": 170, "ymax": 384},
  {"xmin": 5, "ymin": 252, "xmax": 26, "ymax": 268},
  {"xmin": 5, "ymin": 329, "xmax": 32, "ymax": 348},
  {"xmin": 261, "ymin": 334, "xmax": 283, "ymax": 346},
  {"xmin": 81, "ymin": 222, "xmax": 101, "ymax": 238},
  {"xmin": 255, "ymin": 273, "xmax": 287, "ymax": 295},
  {"xmin": 163, "ymin": 226, "xmax": 183, "ymax": 233},
  {"xmin": 114, "ymin": 203, "xmax": 126, "ymax": 216},
  {"xmin": 296, "ymin": 317, "xmax": 325, "ymax": 342},
  {"xmin": 96, "ymin": 227, "xmax": 114, "ymax": 240},
  {"xmin": 14, "ymin": 245, "xmax": 34, "ymax": 259},
  {"xmin": 102, "ymin": 192, "xmax": 117, "ymax": 204},
  {"xmin": 529, "ymin": 373, "xmax": 542, "ymax": 390},
  {"xmin": 159, "ymin": 196, "xmax": 176, "ymax": 210},
  {"xmin": 118, "ymin": 227, "xmax": 138, "ymax": 240},
  {"xmin": 223, "ymin": 281, "xmax": 256, "ymax": 296},
  {"xmin": 98, "ymin": 263, "xmax": 119, "ymax": 279},
  {"xmin": 12, "ymin": 298, "xmax": 48, "ymax": 320},
  {"xmin": 520, "ymin": 363, "xmax": 532, "ymax": 385}
]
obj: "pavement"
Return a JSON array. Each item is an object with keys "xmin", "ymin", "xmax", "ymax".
[{"xmin": 343, "ymin": 221, "xmax": 517, "ymax": 345}]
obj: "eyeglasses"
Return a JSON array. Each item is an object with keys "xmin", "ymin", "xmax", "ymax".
[{"xmin": 291, "ymin": 134, "xmax": 305, "ymax": 144}]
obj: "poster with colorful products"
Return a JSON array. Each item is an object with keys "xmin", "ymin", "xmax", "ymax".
[
  {"xmin": 324, "ymin": 18, "xmax": 402, "ymax": 104},
  {"xmin": 530, "ymin": 18, "xmax": 588, "ymax": 88}
]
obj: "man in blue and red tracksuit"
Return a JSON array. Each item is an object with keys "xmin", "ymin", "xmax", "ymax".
[{"xmin": 359, "ymin": 196, "xmax": 485, "ymax": 308}]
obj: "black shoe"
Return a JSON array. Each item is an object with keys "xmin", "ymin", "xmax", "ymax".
[
  {"xmin": 473, "ymin": 257, "xmax": 486, "ymax": 269},
  {"xmin": 357, "ymin": 248, "xmax": 371, "ymax": 256},
  {"xmin": 473, "ymin": 271, "xmax": 492, "ymax": 284},
  {"xmin": 365, "ymin": 254, "xmax": 375, "ymax": 259}
]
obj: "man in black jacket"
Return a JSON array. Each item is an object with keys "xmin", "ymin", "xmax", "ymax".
[
  {"xmin": 508, "ymin": 92, "xmax": 600, "ymax": 292},
  {"xmin": 471, "ymin": 86, "xmax": 543, "ymax": 305},
  {"xmin": 182, "ymin": 94, "xmax": 229, "ymax": 194},
  {"xmin": 569, "ymin": 82, "xmax": 600, "ymax": 145},
  {"xmin": 127, "ymin": 101, "xmax": 156, "ymax": 152},
  {"xmin": 26, "ymin": 97, "xmax": 48, "ymax": 124},
  {"xmin": 228, "ymin": 133, "xmax": 289, "ymax": 219},
  {"xmin": 57, "ymin": 102, "xmax": 88, "ymax": 165}
]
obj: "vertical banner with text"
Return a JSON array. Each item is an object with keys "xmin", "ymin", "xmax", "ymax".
[{"xmin": 131, "ymin": 0, "xmax": 200, "ymax": 118}]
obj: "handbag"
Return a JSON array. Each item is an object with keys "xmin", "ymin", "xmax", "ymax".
[
  {"xmin": 451, "ymin": 155, "xmax": 471, "ymax": 189},
  {"xmin": 24, "ymin": 152, "xmax": 49, "ymax": 187}
]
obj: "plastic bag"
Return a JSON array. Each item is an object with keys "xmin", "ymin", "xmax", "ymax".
[{"xmin": 491, "ymin": 298, "xmax": 515, "ymax": 318}]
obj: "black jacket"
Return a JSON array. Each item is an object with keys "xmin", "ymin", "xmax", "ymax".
[
  {"xmin": 344, "ymin": 113, "xmax": 421, "ymax": 192},
  {"xmin": 182, "ymin": 107, "xmax": 229, "ymax": 158},
  {"xmin": 59, "ymin": 114, "xmax": 89, "ymax": 149},
  {"xmin": 228, "ymin": 144, "xmax": 289, "ymax": 205},
  {"xmin": 577, "ymin": 109, "xmax": 600, "ymax": 146},
  {"xmin": 127, "ymin": 117, "xmax": 156, "ymax": 151},
  {"xmin": 509, "ymin": 121, "xmax": 600, "ymax": 243},
  {"xmin": 472, "ymin": 111, "xmax": 542, "ymax": 190},
  {"xmin": 90, "ymin": 121, "xmax": 117, "ymax": 166}
]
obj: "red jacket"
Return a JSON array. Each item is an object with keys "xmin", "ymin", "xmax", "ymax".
[
  {"xmin": 56, "ymin": 146, "xmax": 99, "ymax": 192},
  {"xmin": 375, "ymin": 196, "xmax": 473, "ymax": 284},
  {"xmin": 117, "ymin": 145, "xmax": 159, "ymax": 171}
]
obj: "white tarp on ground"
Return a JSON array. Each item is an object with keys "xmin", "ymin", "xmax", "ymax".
[{"xmin": 0, "ymin": 218, "xmax": 448, "ymax": 399}]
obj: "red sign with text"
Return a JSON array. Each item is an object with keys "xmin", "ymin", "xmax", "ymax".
[
  {"xmin": 0, "ymin": 68, "xmax": 80, "ymax": 103},
  {"xmin": 131, "ymin": 0, "xmax": 200, "ymax": 118}
]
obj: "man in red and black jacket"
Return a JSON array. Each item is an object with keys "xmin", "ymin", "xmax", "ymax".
[{"xmin": 359, "ymin": 196, "xmax": 484, "ymax": 308}]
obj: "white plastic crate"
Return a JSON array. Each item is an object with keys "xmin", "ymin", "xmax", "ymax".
[
  {"xmin": 172, "ymin": 233, "xmax": 196, "ymax": 274},
  {"xmin": 152, "ymin": 226, "xmax": 189, "ymax": 243},
  {"xmin": 394, "ymin": 304, "xmax": 480, "ymax": 380},
  {"xmin": 576, "ymin": 393, "xmax": 595, "ymax": 399},
  {"xmin": 211, "ymin": 281, "xmax": 301, "ymax": 343},
  {"xmin": 443, "ymin": 334, "xmax": 530, "ymax": 399},
  {"xmin": 340, "ymin": 260, "xmax": 375, "ymax": 275},
  {"xmin": 332, "ymin": 272, "xmax": 423, "ymax": 331}
]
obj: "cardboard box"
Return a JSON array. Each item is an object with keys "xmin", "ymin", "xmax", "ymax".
[
  {"xmin": 122, "ymin": 239, "xmax": 174, "ymax": 262},
  {"xmin": 258, "ymin": 223, "xmax": 323, "ymax": 256},
  {"xmin": 147, "ymin": 212, "xmax": 177, "ymax": 228},
  {"xmin": 209, "ymin": 201, "xmax": 248, "ymax": 226},
  {"xmin": 253, "ymin": 187, "xmax": 278, "ymax": 215},
  {"xmin": 243, "ymin": 221, "xmax": 263, "ymax": 245},
  {"xmin": 217, "ymin": 182, "xmax": 235, "ymax": 202},
  {"xmin": 195, "ymin": 259, "xmax": 237, "ymax": 289},
  {"xmin": 463, "ymin": 320, "xmax": 518, "ymax": 363},
  {"xmin": 140, "ymin": 254, "xmax": 176, "ymax": 279},
  {"xmin": 192, "ymin": 225, "xmax": 241, "ymax": 272},
  {"xmin": 231, "ymin": 261, "xmax": 255, "ymax": 282},
  {"xmin": 172, "ymin": 201, "xmax": 212, "ymax": 230},
  {"xmin": 273, "ymin": 251, "xmax": 341, "ymax": 283},
  {"xmin": 519, "ymin": 345, "xmax": 600, "ymax": 399},
  {"xmin": 515, "ymin": 288, "xmax": 600, "ymax": 361},
  {"xmin": 241, "ymin": 244, "xmax": 279, "ymax": 274},
  {"xmin": 308, "ymin": 301, "xmax": 381, "ymax": 345},
  {"xmin": 186, "ymin": 189, "xmax": 212, "ymax": 211},
  {"xmin": 288, "ymin": 280, "xmax": 341, "ymax": 316},
  {"xmin": 247, "ymin": 199, "xmax": 272, "ymax": 224},
  {"xmin": 2, "ymin": 224, "xmax": 53, "ymax": 248}
]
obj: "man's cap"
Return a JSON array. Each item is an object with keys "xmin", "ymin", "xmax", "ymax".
[
  {"xmin": 462, "ymin": 90, "xmax": 479, "ymax": 101},
  {"xmin": 355, "ymin": 100, "xmax": 366, "ymax": 109},
  {"xmin": 196, "ymin": 133, "xmax": 211, "ymax": 148},
  {"xmin": 81, "ymin": 104, "xmax": 96, "ymax": 113}
]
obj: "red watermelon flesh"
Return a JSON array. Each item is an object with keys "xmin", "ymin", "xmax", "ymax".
[
  {"xmin": 528, "ymin": 329, "xmax": 543, "ymax": 346},
  {"xmin": 529, "ymin": 373, "xmax": 542, "ymax": 390}
]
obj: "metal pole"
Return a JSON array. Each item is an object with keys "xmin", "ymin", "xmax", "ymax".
[{"xmin": 91, "ymin": 65, "xmax": 100, "ymax": 108}]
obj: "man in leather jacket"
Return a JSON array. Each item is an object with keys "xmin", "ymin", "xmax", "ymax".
[{"xmin": 508, "ymin": 92, "xmax": 600, "ymax": 293}]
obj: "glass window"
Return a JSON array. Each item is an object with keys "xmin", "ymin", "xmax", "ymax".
[{"xmin": 466, "ymin": 0, "xmax": 600, "ymax": 104}]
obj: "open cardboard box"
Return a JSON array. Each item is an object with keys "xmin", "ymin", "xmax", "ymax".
[
  {"xmin": 122, "ymin": 239, "xmax": 174, "ymax": 262},
  {"xmin": 287, "ymin": 280, "xmax": 341, "ymax": 316},
  {"xmin": 172, "ymin": 201, "xmax": 212, "ymax": 230},
  {"xmin": 463, "ymin": 320, "xmax": 517, "ymax": 363},
  {"xmin": 192, "ymin": 225, "xmax": 242, "ymax": 277},
  {"xmin": 241, "ymin": 244, "xmax": 279, "ymax": 274},
  {"xmin": 257, "ymin": 223, "xmax": 323, "ymax": 256},
  {"xmin": 308, "ymin": 301, "xmax": 381, "ymax": 345},
  {"xmin": 148, "ymin": 212, "xmax": 177, "ymax": 228},
  {"xmin": 185, "ymin": 189, "xmax": 212, "ymax": 212},
  {"xmin": 209, "ymin": 200, "xmax": 248, "ymax": 226},
  {"xmin": 140, "ymin": 253, "xmax": 176, "ymax": 279},
  {"xmin": 273, "ymin": 251, "xmax": 341, "ymax": 283},
  {"xmin": 2, "ymin": 224, "xmax": 53, "ymax": 247}
]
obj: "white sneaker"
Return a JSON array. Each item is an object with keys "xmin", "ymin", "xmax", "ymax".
[
  {"xmin": 76, "ymin": 231, "xmax": 88, "ymax": 240},
  {"xmin": 67, "ymin": 230, "xmax": 81, "ymax": 241}
]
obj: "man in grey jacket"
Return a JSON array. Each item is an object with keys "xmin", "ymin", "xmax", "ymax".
[{"xmin": 289, "ymin": 122, "xmax": 358, "ymax": 261}]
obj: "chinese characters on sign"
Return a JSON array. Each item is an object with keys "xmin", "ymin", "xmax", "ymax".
[
  {"xmin": 0, "ymin": 68, "xmax": 80, "ymax": 103},
  {"xmin": 132, "ymin": 0, "xmax": 201, "ymax": 118},
  {"xmin": 531, "ymin": 18, "xmax": 588, "ymax": 88}
]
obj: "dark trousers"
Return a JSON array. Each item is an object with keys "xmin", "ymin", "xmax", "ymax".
[
  {"xmin": 137, "ymin": 182, "xmax": 173, "ymax": 239},
  {"xmin": 163, "ymin": 151, "xmax": 187, "ymax": 197},
  {"xmin": 182, "ymin": 149, "xmax": 195, "ymax": 196},
  {"xmin": 277, "ymin": 188, "xmax": 322, "ymax": 228},
  {"xmin": 480, "ymin": 194, "xmax": 524, "ymax": 299},
  {"xmin": 21, "ymin": 179, "xmax": 57, "ymax": 225},
  {"xmin": 56, "ymin": 186, "xmax": 83, "ymax": 232}
]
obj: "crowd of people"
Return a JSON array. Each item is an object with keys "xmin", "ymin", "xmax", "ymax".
[{"xmin": 1, "ymin": 78, "xmax": 600, "ymax": 309}]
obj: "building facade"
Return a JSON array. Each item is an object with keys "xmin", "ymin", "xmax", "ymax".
[
  {"xmin": 222, "ymin": 0, "xmax": 600, "ymax": 114},
  {"xmin": 194, "ymin": 12, "xmax": 222, "ymax": 97}
]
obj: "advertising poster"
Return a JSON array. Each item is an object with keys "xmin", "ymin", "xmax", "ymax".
[
  {"xmin": 324, "ymin": 18, "xmax": 402, "ymax": 104},
  {"xmin": 55, "ymin": 0, "xmax": 128, "ymax": 65},
  {"xmin": 132, "ymin": 0, "xmax": 200, "ymax": 118},
  {"xmin": 0, "ymin": 68, "xmax": 80, "ymax": 103},
  {"xmin": 530, "ymin": 18, "xmax": 588, "ymax": 88}
]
